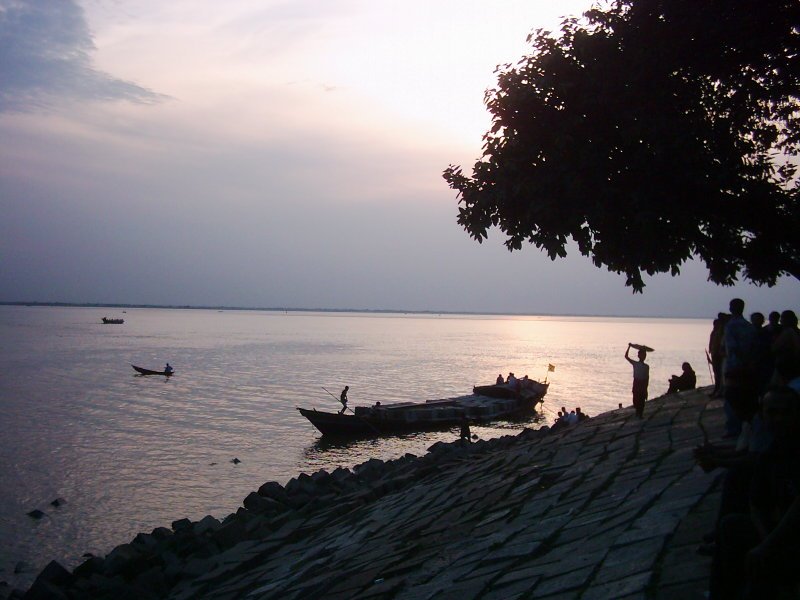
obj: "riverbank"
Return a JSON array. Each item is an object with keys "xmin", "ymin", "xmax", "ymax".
[{"xmin": 8, "ymin": 387, "xmax": 721, "ymax": 599}]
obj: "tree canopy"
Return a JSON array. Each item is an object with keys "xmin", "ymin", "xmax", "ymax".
[{"xmin": 444, "ymin": 0, "xmax": 800, "ymax": 292}]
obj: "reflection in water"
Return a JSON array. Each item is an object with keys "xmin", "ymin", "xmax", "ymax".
[{"xmin": 300, "ymin": 411, "xmax": 548, "ymax": 474}]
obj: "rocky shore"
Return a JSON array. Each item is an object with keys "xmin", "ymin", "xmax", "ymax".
[{"xmin": 6, "ymin": 388, "xmax": 722, "ymax": 600}]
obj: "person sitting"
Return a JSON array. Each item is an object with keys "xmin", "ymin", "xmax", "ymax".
[
  {"xmin": 576, "ymin": 407, "xmax": 589, "ymax": 421},
  {"xmin": 667, "ymin": 362, "xmax": 696, "ymax": 394},
  {"xmin": 496, "ymin": 373, "xmax": 505, "ymax": 385},
  {"xmin": 506, "ymin": 372, "xmax": 517, "ymax": 387},
  {"xmin": 566, "ymin": 410, "xmax": 579, "ymax": 425},
  {"xmin": 164, "ymin": 363, "xmax": 173, "ymax": 375}
]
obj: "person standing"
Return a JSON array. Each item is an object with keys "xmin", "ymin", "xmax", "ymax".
[
  {"xmin": 709, "ymin": 313, "xmax": 729, "ymax": 398},
  {"xmin": 339, "ymin": 386, "xmax": 349, "ymax": 414},
  {"xmin": 722, "ymin": 298, "xmax": 756, "ymax": 438},
  {"xmin": 625, "ymin": 343, "xmax": 650, "ymax": 418},
  {"xmin": 460, "ymin": 417, "xmax": 472, "ymax": 443}
]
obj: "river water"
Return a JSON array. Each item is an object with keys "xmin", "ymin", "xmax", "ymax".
[{"xmin": 0, "ymin": 305, "xmax": 711, "ymax": 587}]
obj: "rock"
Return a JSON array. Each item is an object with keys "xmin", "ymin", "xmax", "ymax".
[
  {"xmin": 211, "ymin": 519, "xmax": 247, "ymax": 550},
  {"xmin": 171, "ymin": 518, "xmax": 192, "ymax": 532},
  {"xmin": 49, "ymin": 498, "xmax": 66, "ymax": 508},
  {"xmin": 36, "ymin": 561, "xmax": 71, "ymax": 585},
  {"xmin": 257, "ymin": 481, "xmax": 289, "ymax": 504},
  {"xmin": 26, "ymin": 509, "xmax": 45, "ymax": 520},
  {"xmin": 193, "ymin": 515, "xmax": 221, "ymax": 536},
  {"xmin": 243, "ymin": 492, "xmax": 284, "ymax": 515},
  {"xmin": 150, "ymin": 526, "xmax": 173, "ymax": 541},
  {"xmin": 354, "ymin": 458, "xmax": 385, "ymax": 480},
  {"xmin": 133, "ymin": 533, "xmax": 162, "ymax": 551},
  {"xmin": 331, "ymin": 467, "xmax": 352, "ymax": 483},
  {"xmin": 12, "ymin": 562, "xmax": 32, "ymax": 575},
  {"xmin": 73, "ymin": 555, "xmax": 104, "ymax": 579},
  {"xmin": 103, "ymin": 543, "xmax": 146, "ymax": 577},
  {"xmin": 19, "ymin": 580, "xmax": 68, "ymax": 600}
]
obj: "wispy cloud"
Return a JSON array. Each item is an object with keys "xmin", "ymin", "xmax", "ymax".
[{"xmin": 0, "ymin": 0, "xmax": 166, "ymax": 112}]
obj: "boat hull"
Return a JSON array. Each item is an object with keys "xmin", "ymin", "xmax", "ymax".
[
  {"xmin": 132, "ymin": 365, "xmax": 173, "ymax": 376},
  {"xmin": 298, "ymin": 384, "xmax": 547, "ymax": 437}
]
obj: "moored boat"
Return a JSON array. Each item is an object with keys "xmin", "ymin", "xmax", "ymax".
[
  {"xmin": 102, "ymin": 317, "xmax": 124, "ymax": 324},
  {"xmin": 132, "ymin": 364, "xmax": 174, "ymax": 376},
  {"xmin": 297, "ymin": 381, "xmax": 548, "ymax": 437}
]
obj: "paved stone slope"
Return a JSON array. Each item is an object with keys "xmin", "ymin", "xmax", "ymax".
[{"xmin": 19, "ymin": 389, "xmax": 723, "ymax": 600}]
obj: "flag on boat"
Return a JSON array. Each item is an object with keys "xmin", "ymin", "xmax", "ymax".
[{"xmin": 548, "ymin": 364, "xmax": 556, "ymax": 372}]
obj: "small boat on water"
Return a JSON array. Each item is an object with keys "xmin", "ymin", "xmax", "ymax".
[
  {"xmin": 102, "ymin": 317, "xmax": 124, "ymax": 324},
  {"xmin": 132, "ymin": 364, "xmax": 174, "ymax": 376},
  {"xmin": 297, "ymin": 380, "xmax": 548, "ymax": 437}
]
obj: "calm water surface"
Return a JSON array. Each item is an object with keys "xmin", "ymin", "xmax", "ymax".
[{"xmin": 0, "ymin": 306, "xmax": 711, "ymax": 587}]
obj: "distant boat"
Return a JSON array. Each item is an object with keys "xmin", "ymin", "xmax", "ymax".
[
  {"xmin": 132, "ymin": 364, "xmax": 173, "ymax": 376},
  {"xmin": 102, "ymin": 317, "xmax": 124, "ymax": 324},
  {"xmin": 297, "ymin": 380, "xmax": 548, "ymax": 437}
]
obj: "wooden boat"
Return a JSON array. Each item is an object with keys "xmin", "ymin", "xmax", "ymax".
[
  {"xmin": 132, "ymin": 364, "xmax": 174, "ymax": 376},
  {"xmin": 102, "ymin": 317, "xmax": 124, "ymax": 324},
  {"xmin": 297, "ymin": 381, "xmax": 548, "ymax": 437}
]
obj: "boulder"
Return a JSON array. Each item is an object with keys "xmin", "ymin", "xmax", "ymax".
[
  {"xmin": 171, "ymin": 518, "xmax": 192, "ymax": 532},
  {"xmin": 211, "ymin": 519, "xmax": 247, "ymax": 550},
  {"xmin": 193, "ymin": 515, "xmax": 220, "ymax": 536},
  {"xmin": 243, "ymin": 492, "xmax": 283, "ymax": 514},
  {"xmin": 257, "ymin": 481, "xmax": 288, "ymax": 504},
  {"xmin": 150, "ymin": 527, "xmax": 173, "ymax": 542},
  {"xmin": 354, "ymin": 458, "xmax": 385, "ymax": 480}
]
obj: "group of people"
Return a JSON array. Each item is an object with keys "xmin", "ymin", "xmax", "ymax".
[
  {"xmin": 693, "ymin": 299, "xmax": 800, "ymax": 598},
  {"xmin": 496, "ymin": 372, "xmax": 534, "ymax": 390},
  {"xmin": 551, "ymin": 405, "xmax": 589, "ymax": 430}
]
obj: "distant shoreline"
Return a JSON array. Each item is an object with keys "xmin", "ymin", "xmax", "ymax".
[{"xmin": 0, "ymin": 300, "xmax": 700, "ymax": 320}]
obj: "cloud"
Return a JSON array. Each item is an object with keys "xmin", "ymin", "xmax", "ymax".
[{"xmin": 0, "ymin": 0, "xmax": 165, "ymax": 111}]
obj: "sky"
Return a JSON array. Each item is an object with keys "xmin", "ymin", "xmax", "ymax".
[{"xmin": 0, "ymin": 0, "xmax": 797, "ymax": 318}]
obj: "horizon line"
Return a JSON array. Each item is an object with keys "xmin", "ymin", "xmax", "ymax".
[{"xmin": 0, "ymin": 300, "xmax": 703, "ymax": 320}]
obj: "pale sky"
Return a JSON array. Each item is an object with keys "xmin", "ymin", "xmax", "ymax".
[{"xmin": 0, "ymin": 0, "xmax": 797, "ymax": 317}]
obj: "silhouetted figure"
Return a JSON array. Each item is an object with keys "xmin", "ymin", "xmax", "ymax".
[
  {"xmin": 460, "ymin": 417, "xmax": 472, "ymax": 443},
  {"xmin": 750, "ymin": 312, "xmax": 774, "ymax": 394},
  {"xmin": 771, "ymin": 310, "xmax": 800, "ymax": 386},
  {"xmin": 625, "ymin": 343, "xmax": 649, "ymax": 418},
  {"xmin": 667, "ymin": 362, "xmax": 696, "ymax": 394},
  {"xmin": 339, "ymin": 386, "xmax": 349, "ymax": 414},
  {"xmin": 723, "ymin": 299, "xmax": 756, "ymax": 438},
  {"xmin": 164, "ymin": 363, "xmax": 173, "ymax": 375},
  {"xmin": 765, "ymin": 311, "xmax": 781, "ymax": 340},
  {"xmin": 709, "ymin": 313, "xmax": 729, "ymax": 398},
  {"xmin": 496, "ymin": 374, "xmax": 504, "ymax": 385}
]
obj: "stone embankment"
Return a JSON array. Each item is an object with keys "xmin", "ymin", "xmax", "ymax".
[{"xmin": 9, "ymin": 388, "xmax": 722, "ymax": 600}]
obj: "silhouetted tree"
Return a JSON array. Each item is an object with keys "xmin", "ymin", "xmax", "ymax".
[{"xmin": 444, "ymin": 0, "xmax": 800, "ymax": 291}]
